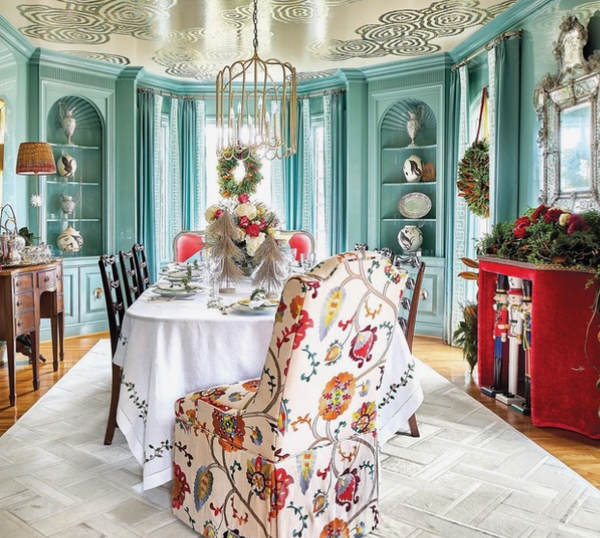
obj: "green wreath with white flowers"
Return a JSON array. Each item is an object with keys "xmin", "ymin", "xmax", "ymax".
[{"xmin": 217, "ymin": 148, "xmax": 263, "ymax": 198}]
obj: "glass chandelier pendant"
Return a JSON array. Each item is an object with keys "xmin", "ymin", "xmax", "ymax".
[{"xmin": 215, "ymin": 0, "xmax": 297, "ymax": 160}]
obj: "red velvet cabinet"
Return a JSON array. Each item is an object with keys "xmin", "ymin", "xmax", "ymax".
[{"xmin": 478, "ymin": 256, "xmax": 600, "ymax": 439}]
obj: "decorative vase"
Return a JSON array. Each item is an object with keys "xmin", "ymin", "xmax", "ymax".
[
  {"xmin": 406, "ymin": 105, "xmax": 424, "ymax": 147},
  {"xmin": 398, "ymin": 225, "xmax": 423, "ymax": 253},
  {"xmin": 60, "ymin": 103, "xmax": 77, "ymax": 145},
  {"xmin": 60, "ymin": 194, "xmax": 80, "ymax": 216},
  {"xmin": 57, "ymin": 226, "xmax": 83, "ymax": 253},
  {"xmin": 403, "ymin": 154, "xmax": 423, "ymax": 183},
  {"xmin": 57, "ymin": 152, "xmax": 77, "ymax": 178}
]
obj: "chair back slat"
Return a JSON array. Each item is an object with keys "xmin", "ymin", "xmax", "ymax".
[
  {"xmin": 132, "ymin": 243, "xmax": 150, "ymax": 293},
  {"xmin": 98, "ymin": 254, "xmax": 126, "ymax": 356},
  {"xmin": 119, "ymin": 249, "xmax": 140, "ymax": 307}
]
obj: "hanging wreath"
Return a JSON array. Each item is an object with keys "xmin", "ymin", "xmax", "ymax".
[
  {"xmin": 217, "ymin": 148, "xmax": 263, "ymax": 198},
  {"xmin": 457, "ymin": 138, "xmax": 490, "ymax": 218}
]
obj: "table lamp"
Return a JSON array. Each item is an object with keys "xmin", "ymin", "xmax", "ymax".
[{"xmin": 16, "ymin": 142, "xmax": 57, "ymax": 242}]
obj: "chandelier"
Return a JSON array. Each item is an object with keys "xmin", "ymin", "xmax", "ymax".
[{"xmin": 215, "ymin": 0, "xmax": 297, "ymax": 160}]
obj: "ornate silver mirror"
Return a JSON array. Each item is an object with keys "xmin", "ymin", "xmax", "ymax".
[{"xmin": 534, "ymin": 15, "xmax": 600, "ymax": 211}]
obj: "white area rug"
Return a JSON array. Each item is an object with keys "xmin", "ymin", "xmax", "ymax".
[{"xmin": 1, "ymin": 340, "xmax": 599, "ymax": 538}]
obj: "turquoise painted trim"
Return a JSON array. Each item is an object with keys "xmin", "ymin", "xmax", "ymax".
[
  {"xmin": 31, "ymin": 48, "xmax": 124, "ymax": 79},
  {"xmin": 138, "ymin": 71, "xmax": 215, "ymax": 96},
  {"xmin": 339, "ymin": 68, "xmax": 368, "ymax": 249},
  {"xmin": 449, "ymin": 0, "xmax": 556, "ymax": 63},
  {"xmin": 298, "ymin": 73, "xmax": 346, "ymax": 94},
  {"xmin": 0, "ymin": 15, "xmax": 35, "ymax": 60}
]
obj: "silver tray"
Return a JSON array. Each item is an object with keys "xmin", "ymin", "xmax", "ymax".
[{"xmin": 398, "ymin": 192, "xmax": 432, "ymax": 219}]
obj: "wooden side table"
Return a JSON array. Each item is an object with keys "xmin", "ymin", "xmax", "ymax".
[{"xmin": 0, "ymin": 260, "xmax": 64, "ymax": 406}]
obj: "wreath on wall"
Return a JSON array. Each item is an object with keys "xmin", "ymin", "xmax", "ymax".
[
  {"xmin": 217, "ymin": 148, "xmax": 263, "ymax": 198},
  {"xmin": 457, "ymin": 138, "xmax": 490, "ymax": 219},
  {"xmin": 457, "ymin": 87, "xmax": 490, "ymax": 219}
]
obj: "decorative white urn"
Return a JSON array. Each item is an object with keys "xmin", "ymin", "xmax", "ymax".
[
  {"xmin": 60, "ymin": 104, "xmax": 77, "ymax": 145},
  {"xmin": 57, "ymin": 226, "xmax": 83, "ymax": 253},
  {"xmin": 403, "ymin": 154, "xmax": 423, "ymax": 183},
  {"xmin": 398, "ymin": 225, "xmax": 423, "ymax": 253}
]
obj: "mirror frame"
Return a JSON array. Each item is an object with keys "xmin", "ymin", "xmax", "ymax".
[{"xmin": 534, "ymin": 15, "xmax": 600, "ymax": 211}]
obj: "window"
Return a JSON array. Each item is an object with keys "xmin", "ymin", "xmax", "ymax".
[
  {"xmin": 204, "ymin": 122, "xmax": 272, "ymax": 208},
  {"xmin": 157, "ymin": 114, "xmax": 172, "ymax": 264},
  {"xmin": 312, "ymin": 120, "xmax": 327, "ymax": 259}
]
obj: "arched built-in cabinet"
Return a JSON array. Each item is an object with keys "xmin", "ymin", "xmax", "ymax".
[
  {"xmin": 45, "ymin": 95, "xmax": 104, "ymax": 257},
  {"xmin": 369, "ymin": 85, "xmax": 445, "ymax": 337}
]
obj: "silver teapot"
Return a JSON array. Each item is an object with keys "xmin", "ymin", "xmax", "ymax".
[{"xmin": 60, "ymin": 194, "xmax": 80, "ymax": 216}]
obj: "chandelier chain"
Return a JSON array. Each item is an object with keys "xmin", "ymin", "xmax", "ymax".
[{"xmin": 252, "ymin": 0, "xmax": 259, "ymax": 54}]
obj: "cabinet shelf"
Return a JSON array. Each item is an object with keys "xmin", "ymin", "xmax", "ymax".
[
  {"xmin": 382, "ymin": 144, "xmax": 437, "ymax": 151},
  {"xmin": 382, "ymin": 181, "xmax": 437, "ymax": 186},
  {"xmin": 49, "ymin": 142, "xmax": 101, "ymax": 150},
  {"xmin": 47, "ymin": 180, "xmax": 101, "ymax": 186},
  {"xmin": 47, "ymin": 218, "xmax": 101, "ymax": 223},
  {"xmin": 382, "ymin": 218, "xmax": 436, "ymax": 222}
]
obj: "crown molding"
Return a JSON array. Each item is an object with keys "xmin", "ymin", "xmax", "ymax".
[
  {"xmin": 137, "ymin": 72, "xmax": 215, "ymax": 96},
  {"xmin": 31, "ymin": 48, "xmax": 124, "ymax": 79},
  {"xmin": 118, "ymin": 66, "xmax": 145, "ymax": 84},
  {"xmin": 0, "ymin": 14, "xmax": 35, "ymax": 60},
  {"xmin": 450, "ymin": 0, "xmax": 557, "ymax": 63},
  {"xmin": 360, "ymin": 53, "xmax": 450, "ymax": 82}
]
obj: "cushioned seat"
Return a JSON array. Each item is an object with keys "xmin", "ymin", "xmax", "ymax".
[{"xmin": 172, "ymin": 251, "xmax": 411, "ymax": 537}]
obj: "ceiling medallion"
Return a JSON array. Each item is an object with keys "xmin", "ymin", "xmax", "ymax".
[{"xmin": 215, "ymin": 0, "xmax": 297, "ymax": 161}]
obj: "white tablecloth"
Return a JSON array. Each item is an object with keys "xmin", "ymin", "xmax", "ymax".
[{"xmin": 114, "ymin": 285, "xmax": 423, "ymax": 490}]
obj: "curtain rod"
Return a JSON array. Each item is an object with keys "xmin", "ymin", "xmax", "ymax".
[
  {"xmin": 138, "ymin": 86, "xmax": 346, "ymax": 100},
  {"xmin": 451, "ymin": 29, "xmax": 523, "ymax": 71},
  {"xmin": 138, "ymin": 87, "xmax": 208, "ymax": 100}
]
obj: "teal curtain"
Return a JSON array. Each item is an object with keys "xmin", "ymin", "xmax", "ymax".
[
  {"xmin": 284, "ymin": 100, "xmax": 306, "ymax": 230},
  {"xmin": 444, "ymin": 68, "xmax": 462, "ymax": 343},
  {"xmin": 179, "ymin": 98, "xmax": 197, "ymax": 230},
  {"xmin": 137, "ymin": 91, "xmax": 158, "ymax": 281},
  {"xmin": 325, "ymin": 92, "xmax": 347, "ymax": 254},
  {"xmin": 490, "ymin": 37, "xmax": 521, "ymax": 223}
]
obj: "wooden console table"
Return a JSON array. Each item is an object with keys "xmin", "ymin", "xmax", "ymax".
[
  {"xmin": 478, "ymin": 256, "xmax": 600, "ymax": 439},
  {"xmin": 0, "ymin": 260, "xmax": 64, "ymax": 406}
]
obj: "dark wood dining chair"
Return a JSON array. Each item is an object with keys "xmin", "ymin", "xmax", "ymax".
[
  {"xmin": 132, "ymin": 243, "xmax": 150, "ymax": 293},
  {"xmin": 119, "ymin": 249, "xmax": 141, "ymax": 308},
  {"xmin": 98, "ymin": 254, "xmax": 127, "ymax": 445},
  {"xmin": 396, "ymin": 255, "xmax": 426, "ymax": 438}
]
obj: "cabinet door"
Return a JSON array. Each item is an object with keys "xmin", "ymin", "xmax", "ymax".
[
  {"xmin": 79, "ymin": 265, "xmax": 105, "ymax": 323},
  {"xmin": 61, "ymin": 265, "xmax": 80, "ymax": 326},
  {"xmin": 412, "ymin": 259, "xmax": 444, "ymax": 338}
]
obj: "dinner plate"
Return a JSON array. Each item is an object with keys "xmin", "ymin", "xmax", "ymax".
[
  {"xmin": 153, "ymin": 281, "xmax": 203, "ymax": 298},
  {"xmin": 159, "ymin": 268, "xmax": 203, "ymax": 282},
  {"xmin": 398, "ymin": 192, "xmax": 432, "ymax": 219},
  {"xmin": 230, "ymin": 299, "xmax": 279, "ymax": 314}
]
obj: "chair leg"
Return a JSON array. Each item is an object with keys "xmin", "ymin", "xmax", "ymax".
[
  {"xmin": 104, "ymin": 363, "xmax": 121, "ymax": 445},
  {"xmin": 408, "ymin": 413, "xmax": 420, "ymax": 438}
]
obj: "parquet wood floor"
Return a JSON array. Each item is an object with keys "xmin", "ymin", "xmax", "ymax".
[{"xmin": 1, "ymin": 333, "xmax": 598, "ymax": 489}]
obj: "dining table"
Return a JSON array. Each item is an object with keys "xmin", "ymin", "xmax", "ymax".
[{"xmin": 113, "ymin": 277, "xmax": 424, "ymax": 491}]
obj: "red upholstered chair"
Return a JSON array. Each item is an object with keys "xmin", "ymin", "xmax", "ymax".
[
  {"xmin": 279, "ymin": 229, "xmax": 315, "ymax": 261},
  {"xmin": 172, "ymin": 230, "xmax": 205, "ymax": 263}
]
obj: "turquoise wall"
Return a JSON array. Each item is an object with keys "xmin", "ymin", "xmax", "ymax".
[{"xmin": 517, "ymin": 0, "xmax": 600, "ymax": 214}]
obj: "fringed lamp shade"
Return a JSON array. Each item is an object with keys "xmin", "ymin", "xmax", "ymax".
[{"xmin": 16, "ymin": 142, "xmax": 57, "ymax": 175}]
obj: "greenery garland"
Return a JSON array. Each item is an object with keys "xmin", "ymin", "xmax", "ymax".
[
  {"xmin": 217, "ymin": 148, "xmax": 263, "ymax": 198},
  {"xmin": 457, "ymin": 139, "xmax": 490, "ymax": 218}
]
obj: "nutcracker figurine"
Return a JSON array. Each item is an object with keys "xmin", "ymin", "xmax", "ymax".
[
  {"xmin": 497, "ymin": 276, "xmax": 526, "ymax": 406},
  {"xmin": 512, "ymin": 279, "xmax": 532, "ymax": 414},
  {"xmin": 481, "ymin": 274, "xmax": 509, "ymax": 397}
]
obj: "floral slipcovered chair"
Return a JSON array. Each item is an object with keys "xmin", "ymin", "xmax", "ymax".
[{"xmin": 172, "ymin": 251, "xmax": 410, "ymax": 537}]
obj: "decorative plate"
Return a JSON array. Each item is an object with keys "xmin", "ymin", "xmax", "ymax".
[
  {"xmin": 230, "ymin": 301, "xmax": 278, "ymax": 315},
  {"xmin": 398, "ymin": 192, "xmax": 432, "ymax": 219},
  {"xmin": 159, "ymin": 268, "xmax": 203, "ymax": 282}
]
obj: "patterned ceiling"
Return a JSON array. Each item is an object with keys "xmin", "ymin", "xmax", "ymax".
[{"xmin": 0, "ymin": 0, "xmax": 518, "ymax": 80}]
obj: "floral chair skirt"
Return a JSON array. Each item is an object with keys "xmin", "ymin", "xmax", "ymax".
[{"xmin": 173, "ymin": 412, "xmax": 379, "ymax": 538}]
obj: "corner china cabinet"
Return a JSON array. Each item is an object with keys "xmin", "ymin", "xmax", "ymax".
[
  {"xmin": 370, "ymin": 85, "xmax": 445, "ymax": 337},
  {"xmin": 37, "ymin": 81, "xmax": 115, "ymax": 338}
]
